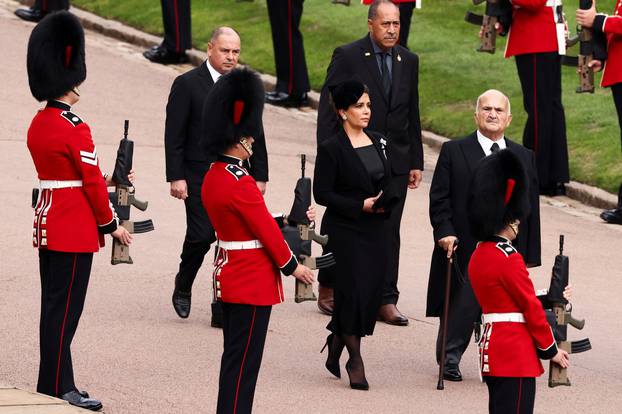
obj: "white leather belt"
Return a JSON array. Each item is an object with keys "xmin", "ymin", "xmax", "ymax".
[
  {"xmin": 40, "ymin": 180, "xmax": 83, "ymax": 189},
  {"xmin": 217, "ymin": 239, "xmax": 263, "ymax": 250},
  {"xmin": 482, "ymin": 313, "xmax": 525, "ymax": 324}
]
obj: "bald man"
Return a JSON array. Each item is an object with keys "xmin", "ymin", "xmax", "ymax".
[
  {"xmin": 426, "ymin": 90, "xmax": 541, "ymax": 382},
  {"xmin": 164, "ymin": 27, "xmax": 269, "ymax": 327}
]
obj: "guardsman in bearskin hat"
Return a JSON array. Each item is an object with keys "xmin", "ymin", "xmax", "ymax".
[
  {"xmin": 26, "ymin": 11, "xmax": 132, "ymax": 411},
  {"xmin": 201, "ymin": 68, "xmax": 315, "ymax": 414},
  {"xmin": 466, "ymin": 150, "xmax": 569, "ymax": 414}
]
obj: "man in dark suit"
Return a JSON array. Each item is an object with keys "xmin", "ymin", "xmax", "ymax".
[
  {"xmin": 426, "ymin": 89, "xmax": 541, "ymax": 381},
  {"xmin": 265, "ymin": 0, "xmax": 311, "ymax": 107},
  {"xmin": 15, "ymin": 0, "xmax": 69, "ymax": 22},
  {"xmin": 317, "ymin": 0, "xmax": 423, "ymax": 326},
  {"xmin": 164, "ymin": 27, "xmax": 269, "ymax": 327},
  {"xmin": 144, "ymin": 0, "xmax": 191, "ymax": 64}
]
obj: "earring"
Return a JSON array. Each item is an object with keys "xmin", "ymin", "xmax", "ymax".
[{"xmin": 342, "ymin": 115, "xmax": 347, "ymax": 121}]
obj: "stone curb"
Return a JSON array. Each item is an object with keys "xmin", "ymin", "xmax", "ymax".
[{"xmin": 14, "ymin": 0, "xmax": 617, "ymax": 210}]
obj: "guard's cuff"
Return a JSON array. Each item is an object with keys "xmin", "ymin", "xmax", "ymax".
[
  {"xmin": 280, "ymin": 254, "xmax": 298, "ymax": 276},
  {"xmin": 536, "ymin": 340, "xmax": 558, "ymax": 360},
  {"xmin": 98, "ymin": 217, "xmax": 119, "ymax": 234},
  {"xmin": 594, "ymin": 14, "xmax": 607, "ymax": 33}
]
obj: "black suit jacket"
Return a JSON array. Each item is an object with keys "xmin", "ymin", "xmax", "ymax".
[
  {"xmin": 316, "ymin": 35, "xmax": 423, "ymax": 175},
  {"xmin": 314, "ymin": 129, "xmax": 397, "ymax": 226},
  {"xmin": 164, "ymin": 64, "xmax": 268, "ymax": 182},
  {"xmin": 425, "ymin": 132, "xmax": 541, "ymax": 317}
]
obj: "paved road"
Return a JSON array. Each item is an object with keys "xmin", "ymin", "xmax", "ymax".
[{"xmin": 1, "ymin": 1, "xmax": 621, "ymax": 413}]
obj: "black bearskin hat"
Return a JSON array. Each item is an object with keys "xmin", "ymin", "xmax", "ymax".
[
  {"xmin": 467, "ymin": 149, "xmax": 530, "ymax": 241},
  {"xmin": 329, "ymin": 79, "xmax": 369, "ymax": 111},
  {"xmin": 202, "ymin": 68, "xmax": 265, "ymax": 155},
  {"xmin": 27, "ymin": 11, "xmax": 86, "ymax": 101}
]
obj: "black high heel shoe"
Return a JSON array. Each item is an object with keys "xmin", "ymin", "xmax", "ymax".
[
  {"xmin": 345, "ymin": 359, "xmax": 369, "ymax": 390},
  {"xmin": 320, "ymin": 333, "xmax": 342, "ymax": 378}
]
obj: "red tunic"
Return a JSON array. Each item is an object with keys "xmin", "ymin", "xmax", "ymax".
[
  {"xmin": 505, "ymin": 0, "xmax": 560, "ymax": 58},
  {"xmin": 468, "ymin": 238, "xmax": 557, "ymax": 378},
  {"xmin": 595, "ymin": 0, "xmax": 622, "ymax": 87},
  {"xmin": 27, "ymin": 101, "xmax": 117, "ymax": 253},
  {"xmin": 201, "ymin": 157, "xmax": 297, "ymax": 306}
]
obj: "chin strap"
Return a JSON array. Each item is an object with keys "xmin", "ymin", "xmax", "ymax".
[
  {"xmin": 71, "ymin": 86, "xmax": 80, "ymax": 97},
  {"xmin": 239, "ymin": 138, "xmax": 253, "ymax": 157}
]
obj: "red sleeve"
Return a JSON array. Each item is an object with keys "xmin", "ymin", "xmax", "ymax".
[
  {"xmin": 67, "ymin": 124, "xmax": 118, "ymax": 233},
  {"xmin": 603, "ymin": 15, "xmax": 622, "ymax": 35},
  {"xmin": 500, "ymin": 253, "xmax": 558, "ymax": 359},
  {"xmin": 232, "ymin": 177, "xmax": 297, "ymax": 274}
]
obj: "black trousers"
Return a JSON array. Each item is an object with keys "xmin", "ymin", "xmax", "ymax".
[
  {"xmin": 217, "ymin": 303, "xmax": 272, "ymax": 414},
  {"xmin": 515, "ymin": 52, "xmax": 569, "ymax": 191},
  {"xmin": 266, "ymin": 0, "xmax": 310, "ymax": 95},
  {"xmin": 612, "ymin": 83, "xmax": 622, "ymax": 206},
  {"xmin": 160, "ymin": 0, "xmax": 191, "ymax": 53},
  {"xmin": 485, "ymin": 377, "xmax": 536, "ymax": 414},
  {"xmin": 398, "ymin": 2, "xmax": 416, "ymax": 49},
  {"xmin": 381, "ymin": 173, "xmax": 409, "ymax": 305},
  {"xmin": 176, "ymin": 162, "xmax": 220, "ymax": 315},
  {"xmin": 435, "ymin": 274, "xmax": 480, "ymax": 366},
  {"xmin": 34, "ymin": 0, "xmax": 69, "ymax": 12},
  {"xmin": 37, "ymin": 250, "xmax": 93, "ymax": 397}
]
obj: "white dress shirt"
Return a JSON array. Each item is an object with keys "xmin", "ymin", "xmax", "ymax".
[
  {"xmin": 205, "ymin": 60, "xmax": 222, "ymax": 83},
  {"xmin": 477, "ymin": 130, "xmax": 507, "ymax": 156}
]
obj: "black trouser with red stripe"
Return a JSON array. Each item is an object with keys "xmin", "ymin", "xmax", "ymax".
[
  {"xmin": 612, "ymin": 83, "xmax": 622, "ymax": 206},
  {"xmin": 484, "ymin": 376, "xmax": 536, "ymax": 414},
  {"xmin": 217, "ymin": 303, "xmax": 271, "ymax": 414},
  {"xmin": 37, "ymin": 250, "xmax": 93, "ymax": 397},
  {"xmin": 398, "ymin": 2, "xmax": 416, "ymax": 49},
  {"xmin": 515, "ymin": 52, "xmax": 569, "ymax": 192},
  {"xmin": 160, "ymin": 0, "xmax": 191, "ymax": 53},
  {"xmin": 266, "ymin": 0, "xmax": 310, "ymax": 96},
  {"xmin": 34, "ymin": 0, "xmax": 69, "ymax": 12}
]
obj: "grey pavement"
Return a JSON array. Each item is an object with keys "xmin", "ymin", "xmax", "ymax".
[{"xmin": 1, "ymin": 1, "xmax": 622, "ymax": 413}]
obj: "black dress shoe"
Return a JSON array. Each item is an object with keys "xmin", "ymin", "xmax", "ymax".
[
  {"xmin": 61, "ymin": 390, "xmax": 102, "ymax": 411},
  {"xmin": 211, "ymin": 313, "xmax": 223, "ymax": 328},
  {"xmin": 541, "ymin": 182, "xmax": 566, "ymax": 197},
  {"xmin": 78, "ymin": 390, "xmax": 90, "ymax": 398},
  {"xmin": 443, "ymin": 364, "xmax": 462, "ymax": 382},
  {"xmin": 143, "ymin": 45, "xmax": 189, "ymax": 64},
  {"xmin": 265, "ymin": 91, "xmax": 309, "ymax": 108},
  {"xmin": 601, "ymin": 208, "xmax": 622, "ymax": 224},
  {"xmin": 15, "ymin": 7, "xmax": 45, "ymax": 22},
  {"xmin": 172, "ymin": 289, "xmax": 191, "ymax": 318}
]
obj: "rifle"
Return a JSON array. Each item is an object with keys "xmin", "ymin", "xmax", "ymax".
[
  {"xmin": 561, "ymin": 0, "xmax": 595, "ymax": 93},
  {"xmin": 464, "ymin": 0, "xmax": 502, "ymax": 54},
  {"xmin": 279, "ymin": 154, "xmax": 335, "ymax": 303},
  {"xmin": 109, "ymin": 120, "xmax": 154, "ymax": 265},
  {"xmin": 546, "ymin": 235, "xmax": 591, "ymax": 387}
]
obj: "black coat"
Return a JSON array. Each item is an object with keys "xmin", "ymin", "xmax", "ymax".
[
  {"xmin": 164, "ymin": 64, "xmax": 268, "ymax": 182},
  {"xmin": 425, "ymin": 132, "xmax": 541, "ymax": 317},
  {"xmin": 316, "ymin": 35, "xmax": 423, "ymax": 175},
  {"xmin": 313, "ymin": 128, "xmax": 396, "ymax": 336}
]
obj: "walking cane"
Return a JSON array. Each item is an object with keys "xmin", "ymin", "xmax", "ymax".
[{"xmin": 437, "ymin": 240, "xmax": 458, "ymax": 390}]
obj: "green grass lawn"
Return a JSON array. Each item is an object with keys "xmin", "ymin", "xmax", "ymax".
[{"xmin": 73, "ymin": 0, "xmax": 621, "ymax": 193}]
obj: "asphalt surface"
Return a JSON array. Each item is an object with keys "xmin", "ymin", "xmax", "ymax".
[{"xmin": 1, "ymin": 1, "xmax": 622, "ymax": 413}]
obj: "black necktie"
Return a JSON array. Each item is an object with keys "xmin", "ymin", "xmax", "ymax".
[
  {"xmin": 381, "ymin": 53, "xmax": 391, "ymax": 98},
  {"xmin": 491, "ymin": 142, "xmax": 500, "ymax": 153}
]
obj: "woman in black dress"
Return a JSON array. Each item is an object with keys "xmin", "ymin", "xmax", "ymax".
[{"xmin": 314, "ymin": 80, "xmax": 398, "ymax": 390}]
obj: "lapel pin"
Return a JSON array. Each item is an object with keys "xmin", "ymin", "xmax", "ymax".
[
  {"xmin": 397, "ymin": 54, "xmax": 401, "ymax": 62},
  {"xmin": 364, "ymin": 52, "xmax": 371, "ymax": 57}
]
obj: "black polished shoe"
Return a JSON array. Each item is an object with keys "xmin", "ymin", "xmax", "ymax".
[
  {"xmin": 78, "ymin": 390, "xmax": 90, "ymax": 398},
  {"xmin": 265, "ymin": 91, "xmax": 309, "ymax": 108},
  {"xmin": 210, "ymin": 314, "xmax": 223, "ymax": 328},
  {"xmin": 541, "ymin": 182, "xmax": 566, "ymax": 197},
  {"xmin": 15, "ymin": 7, "xmax": 45, "ymax": 22},
  {"xmin": 443, "ymin": 364, "xmax": 463, "ymax": 382},
  {"xmin": 61, "ymin": 390, "xmax": 102, "ymax": 411},
  {"xmin": 143, "ymin": 45, "xmax": 189, "ymax": 64},
  {"xmin": 172, "ymin": 289, "xmax": 191, "ymax": 318},
  {"xmin": 601, "ymin": 208, "xmax": 622, "ymax": 224}
]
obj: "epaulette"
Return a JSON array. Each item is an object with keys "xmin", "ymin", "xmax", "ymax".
[
  {"xmin": 60, "ymin": 111, "xmax": 83, "ymax": 127},
  {"xmin": 496, "ymin": 241, "xmax": 517, "ymax": 257},
  {"xmin": 225, "ymin": 164, "xmax": 248, "ymax": 180}
]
